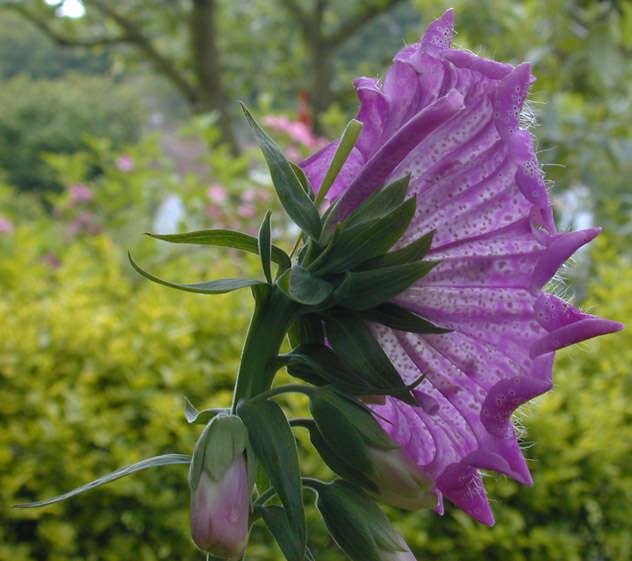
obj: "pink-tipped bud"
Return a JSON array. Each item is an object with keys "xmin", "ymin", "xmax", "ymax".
[{"xmin": 191, "ymin": 453, "xmax": 250, "ymax": 560}]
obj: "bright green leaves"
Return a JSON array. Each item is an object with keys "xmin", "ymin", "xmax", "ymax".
[
  {"xmin": 241, "ymin": 104, "xmax": 321, "ymax": 240},
  {"xmin": 14, "ymin": 454, "xmax": 191, "ymax": 508},
  {"xmin": 237, "ymin": 399, "xmax": 306, "ymax": 558}
]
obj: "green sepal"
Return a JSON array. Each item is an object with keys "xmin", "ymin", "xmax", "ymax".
[
  {"xmin": 314, "ymin": 196, "xmax": 416, "ymax": 275},
  {"xmin": 305, "ymin": 423, "xmax": 378, "ymax": 491},
  {"xmin": 129, "ymin": 252, "xmax": 265, "ymax": 295},
  {"xmin": 315, "ymin": 119, "xmax": 363, "ymax": 205},
  {"xmin": 259, "ymin": 210, "xmax": 273, "ymax": 283},
  {"xmin": 333, "ymin": 260, "xmax": 439, "ymax": 311},
  {"xmin": 184, "ymin": 397, "xmax": 225, "ymax": 425},
  {"xmin": 188, "ymin": 414, "xmax": 248, "ymax": 489},
  {"xmin": 278, "ymin": 266, "xmax": 333, "ymax": 306},
  {"xmin": 316, "ymin": 480, "xmax": 404, "ymax": 561},
  {"xmin": 237, "ymin": 398, "xmax": 306, "ymax": 557},
  {"xmin": 356, "ymin": 302, "xmax": 450, "ymax": 334},
  {"xmin": 291, "ymin": 162, "xmax": 315, "ymax": 201},
  {"xmin": 241, "ymin": 103, "xmax": 321, "ymax": 240},
  {"xmin": 287, "ymin": 315, "xmax": 325, "ymax": 349},
  {"xmin": 342, "ymin": 175, "xmax": 410, "ymax": 230},
  {"xmin": 310, "ymin": 387, "xmax": 398, "ymax": 452},
  {"xmin": 257, "ymin": 505, "xmax": 305, "ymax": 561},
  {"xmin": 323, "ymin": 314, "xmax": 415, "ymax": 404},
  {"xmin": 360, "ymin": 230, "xmax": 435, "ymax": 269},
  {"xmin": 14, "ymin": 454, "xmax": 191, "ymax": 508},
  {"xmin": 146, "ymin": 229, "xmax": 291, "ymax": 273}
]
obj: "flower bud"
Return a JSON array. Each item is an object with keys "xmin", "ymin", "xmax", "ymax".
[
  {"xmin": 189, "ymin": 414, "xmax": 251, "ymax": 559},
  {"xmin": 190, "ymin": 454, "xmax": 250, "ymax": 559},
  {"xmin": 309, "ymin": 388, "xmax": 435, "ymax": 510}
]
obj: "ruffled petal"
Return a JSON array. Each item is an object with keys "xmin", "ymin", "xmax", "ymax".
[{"xmin": 305, "ymin": 10, "xmax": 623, "ymax": 525}]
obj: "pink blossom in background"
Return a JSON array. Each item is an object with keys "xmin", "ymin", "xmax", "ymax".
[
  {"xmin": 236, "ymin": 204, "xmax": 256, "ymax": 218},
  {"xmin": 285, "ymin": 146, "xmax": 302, "ymax": 162},
  {"xmin": 301, "ymin": 9, "xmax": 623, "ymax": 526},
  {"xmin": 205, "ymin": 205, "xmax": 223, "ymax": 219},
  {"xmin": 41, "ymin": 253, "xmax": 62, "ymax": 269},
  {"xmin": 68, "ymin": 183, "xmax": 94, "ymax": 204},
  {"xmin": 69, "ymin": 212, "xmax": 101, "ymax": 235},
  {"xmin": 263, "ymin": 115, "xmax": 327, "ymax": 150},
  {"xmin": 208, "ymin": 185, "xmax": 228, "ymax": 205},
  {"xmin": 256, "ymin": 188, "xmax": 272, "ymax": 202},
  {"xmin": 0, "ymin": 216, "xmax": 14, "ymax": 234},
  {"xmin": 241, "ymin": 189, "xmax": 257, "ymax": 202},
  {"xmin": 115, "ymin": 155, "xmax": 135, "ymax": 172}
]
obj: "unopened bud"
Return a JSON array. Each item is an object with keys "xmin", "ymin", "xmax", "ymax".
[
  {"xmin": 189, "ymin": 414, "xmax": 251, "ymax": 559},
  {"xmin": 190, "ymin": 454, "xmax": 249, "ymax": 559},
  {"xmin": 309, "ymin": 387, "xmax": 435, "ymax": 510}
]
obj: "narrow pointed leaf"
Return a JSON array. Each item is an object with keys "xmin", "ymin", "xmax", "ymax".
[
  {"xmin": 356, "ymin": 303, "xmax": 450, "ymax": 334},
  {"xmin": 314, "ymin": 197, "xmax": 416, "ymax": 275},
  {"xmin": 334, "ymin": 261, "xmax": 439, "ymax": 311},
  {"xmin": 146, "ymin": 229, "xmax": 290, "ymax": 272},
  {"xmin": 291, "ymin": 162, "xmax": 315, "ymax": 201},
  {"xmin": 258, "ymin": 505, "xmax": 305, "ymax": 561},
  {"xmin": 342, "ymin": 175, "xmax": 410, "ymax": 230},
  {"xmin": 315, "ymin": 119, "xmax": 363, "ymax": 205},
  {"xmin": 237, "ymin": 399, "xmax": 305, "ymax": 556},
  {"xmin": 324, "ymin": 314, "xmax": 415, "ymax": 404},
  {"xmin": 14, "ymin": 454, "xmax": 191, "ymax": 508},
  {"xmin": 259, "ymin": 210, "xmax": 273, "ymax": 283},
  {"xmin": 129, "ymin": 252, "xmax": 264, "ymax": 294},
  {"xmin": 241, "ymin": 104, "xmax": 321, "ymax": 239},
  {"xmin": 360, "ymin": 230, "xmax": 435, "ymax": 269},
  {"xmin": 184, "ymin": 397, "xmax": 225, "ymax": 424}
]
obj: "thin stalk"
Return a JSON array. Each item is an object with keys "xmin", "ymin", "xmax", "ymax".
[{"xmin": 231, "ymin": 286, "xmax": 298, "ymax": 412}]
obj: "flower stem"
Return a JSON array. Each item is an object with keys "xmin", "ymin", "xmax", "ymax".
[{"xmin": 231, "ymin": 286, "xmax": 298, "ymax": 412}]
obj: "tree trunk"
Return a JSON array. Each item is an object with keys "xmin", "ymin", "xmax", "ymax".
[{"xmin": 190, "ymin": 0, "xmax": 240, "ymax": 154}]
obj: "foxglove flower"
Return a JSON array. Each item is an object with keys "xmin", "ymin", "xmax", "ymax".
[{"xmin": 301, "ymin": 10, "xmax": 623, "ymax": 525}]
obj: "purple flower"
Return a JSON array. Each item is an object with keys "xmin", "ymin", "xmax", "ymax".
[
  {"xmin": 68, "ymin": 183, "xmax": 94, "ymax": 204},
  {"xmin": 0, "ymin": 216, "xmax": 14, "ymax": 234},
  {"xmin": 115, "ymin": 154, "xmax": 135, "ymax": 172},
  {"xmin": 301, "ymin": 10, "xmax": 623, "ymax": 525}
]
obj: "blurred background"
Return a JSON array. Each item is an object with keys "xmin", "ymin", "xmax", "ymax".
[{"xmin": 0, "ymin": 0, "xmax": 630, "ymax": 560}]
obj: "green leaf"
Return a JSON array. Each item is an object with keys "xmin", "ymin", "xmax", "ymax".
[
  {"xmin": 324, "ymin": 314, "xmax": 415, "ymax": 404},
  {"xmin": 316, "ymin": 481, "xmax": 403, "ymax": 561},
  {"xmin": 241, "ymin": 104, "xmax": 321, "ymax": 239},
  {"xmin": 342, "ymin": 175, "xmax": 411, "ymax": 230},
  {"xmin": 313, "ymin": 196, "xmax": 416, "ymax": 275},
  {"xmin": 14, "ymin": 454, "xmax": 191, "ymax": 508},
  {"xmin": 333, "ymin": 260, "xmax": 439, "ymax": 311},
  {"xmin": 291, "ymin": 162, "xmax": 315, "ymax": 201},
  {"xmin": 356, "ymin": 303, "xmax": 450, "ymax": 334},
  {"xmin": 237, "ymin": 399, "xmax": 305, "ymax": 556},
  {"xmin": 360, "ymin": 230, "xmax": 435, "ymax": 269},
  {"xmin": 146, "ymin": 229, "xmax": 291, "ymax": 273},
  {"xmin": 259, "ymin": 210, "xmax": 273, "ymax": 283},
  {"xmin": 128, "ymin": 252, "xmax": 264, "ymax": 295},
  {"xmin": 287, "ymin": 265, "xmax": 333, "ymax": 305},
  {"xmin": 184, "ymin": 397, "xmax": 225, "ymax": 424},
  {"xmin": 315, "ymin": 119, "xmax": 363, "ymax": 205},
  {"xmin": 258, "ymin": 505, "xmax": 305, "ymax": 561}
]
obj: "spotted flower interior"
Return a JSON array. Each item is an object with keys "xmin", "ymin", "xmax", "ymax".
[{"xmin": 301, "ymin": 9, "xmax": 623, "ymax": 525}]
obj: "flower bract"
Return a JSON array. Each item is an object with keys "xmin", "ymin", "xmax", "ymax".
[{"xmin": 300, "ymin": 9, "xmax": 623, "ymax": 525}]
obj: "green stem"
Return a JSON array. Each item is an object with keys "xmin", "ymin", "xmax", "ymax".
[
  {"xmin": 252, "ymin": 384, "xmax": 315, "ymax": 402},
  {"xmin": 231, "ymin": 286, "xmax": 299, "ymax": 412}
]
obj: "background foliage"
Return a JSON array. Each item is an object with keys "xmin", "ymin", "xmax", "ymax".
[{"xmin": 0, "ymin": 0, "xmax": 630, "ymax": 560}]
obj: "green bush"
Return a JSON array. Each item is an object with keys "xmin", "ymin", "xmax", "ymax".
[{"xmin": 0, "ymin": 73, "xmax": 142, "ymax": 193}]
